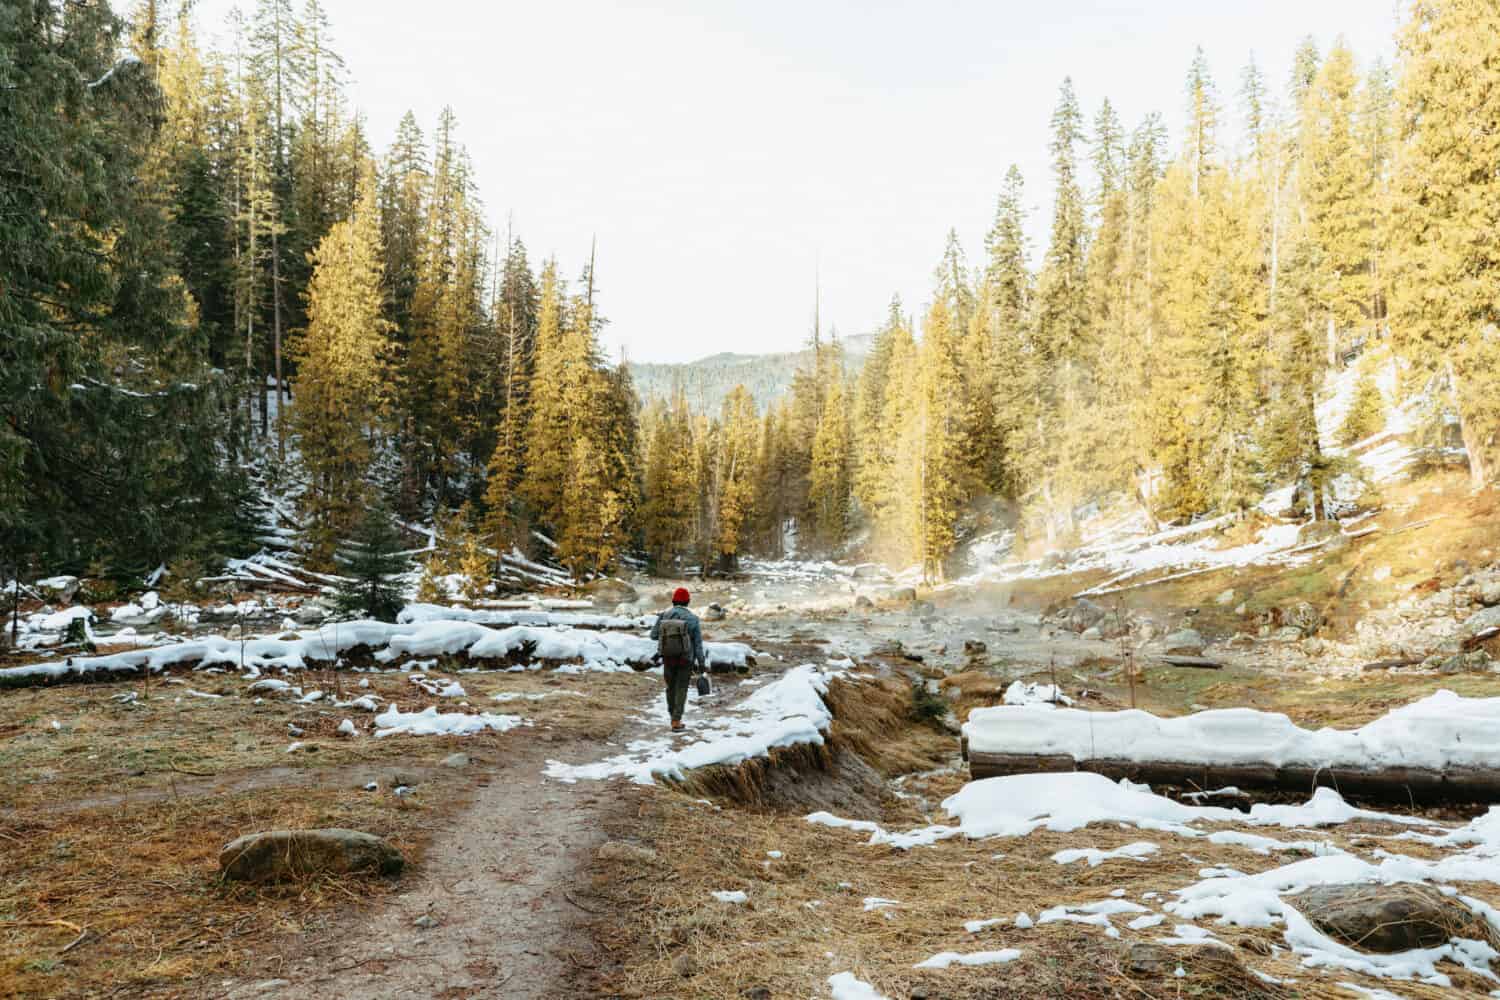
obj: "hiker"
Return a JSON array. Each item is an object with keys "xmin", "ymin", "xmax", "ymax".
[{"xmin": 651, "ymin": 587, "xmax": 705, "ymax": 730}]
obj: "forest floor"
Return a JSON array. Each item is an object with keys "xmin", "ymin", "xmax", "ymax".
[{"xmin": 6, "ymin": 476, "xmax": 1500, "ymax": 998}]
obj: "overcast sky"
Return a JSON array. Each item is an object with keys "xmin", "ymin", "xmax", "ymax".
[{"xmin": 192, "ymin": 0, "xmax": 1400, "ymax": 363}]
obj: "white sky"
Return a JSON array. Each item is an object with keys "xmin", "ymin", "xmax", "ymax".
[{"xmin": 191, "ymin": 0, "xmax": 1400, "ymax": 363}]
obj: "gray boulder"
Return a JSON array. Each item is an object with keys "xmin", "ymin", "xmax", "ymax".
[
  {"xmin": 702, "ymin": 602, "xmax": 726, "ymax": 622},
  {"xmin": 1162, "ymin": 628, "xmax": 1205, "ymax": 656},
  {"xmin": 1478, "ymin": 582, "xmax": 1500, "ymax": 608},
  {"xmin": 1062, "ymin": 598, "xmax": 1107, "ymax": 634},
  {"xmin": 1290, "ymin": 883, "xmax": 1483, "ymax": 953},
  {"xmin": 584, "ymin": 577, "xmax": 638, "ymax": 606},
  {"xmin": 219, "ymin": 828, "xmax": 404, "ymax": 883},
  {"xmin": 1462, "ymin": 605, "xmax": 1500, "ymax": 638}
]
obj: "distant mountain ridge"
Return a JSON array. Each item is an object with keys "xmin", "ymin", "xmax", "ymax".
[{"xmin": 629, "ymin": 333, "xmax": 876, "ymax": 413}]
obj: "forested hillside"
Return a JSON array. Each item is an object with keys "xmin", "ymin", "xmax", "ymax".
[
  {"xmin": 4, "ymin": 0, "xmax": 1498, "ymax": 592},
  {"xmin": 629, "ymin": 333, "xmax": 875, "ymax": 413}
]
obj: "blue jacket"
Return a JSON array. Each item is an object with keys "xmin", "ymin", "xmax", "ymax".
[{"xmin": 651, "ymin": 604, "xmax": 705, "ymax": 667}]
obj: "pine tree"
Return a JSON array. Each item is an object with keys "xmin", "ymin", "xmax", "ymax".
[
  {"xmin": 1185, "ymin": 46, "xmax": 1220, "ymax": 199},
  {"xmin": 333, "ymin": 503, "xmax": 411, "ymax": 622},
  {"xmin": 1389, "ymin": 0, "xmax": 1500, "ymax": 487},
  {"xmin": 1034, "ymin": 78, "xmax": 1090, "ymax": 369},
  {"xmin": 806, "ymin": 376, "xmax": 852, "ymax": 552},
  {"xmin": 290, "ymin": 162, "xmax": 393, "ymax": 566},
  {"xmin": 1302, "ymin": 41, "xmax": 1372, "ymax": 364},
  {"xmin": 712, "ymin": 386, "xmax": 761, "ymax": 570}
]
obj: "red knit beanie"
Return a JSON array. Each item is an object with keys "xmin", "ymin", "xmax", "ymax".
[{"xmin": 672, "ymin": 587, "xmax": 690, "ymax": 605}]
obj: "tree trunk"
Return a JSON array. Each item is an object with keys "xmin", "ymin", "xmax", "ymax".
[{"xmin": 1448, "ymin": 359, "xmax": 1491, "ymax": 489}]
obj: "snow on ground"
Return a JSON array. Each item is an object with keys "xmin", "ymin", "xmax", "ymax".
[
  {"xmin": 1001, "ymin": 681, "xmax": 1072, "ymax": 708},
  {"xmin": 827, "ymin": 972, "xmax": 890, "ymax": 1000},
  {"xmin": 372, "ymin": 704, "xmax": 528, "ymax": 737},
  {"xmin": 808, "ymin": 766, "xmax": 1500, "ymax": 987},
  {"xmin": 964, "ymin": 690, "xmax": 1500, "ymax": 773},
  {"xmin": 543, "ymin": 663, "xmax": 842, "ymax": 786}
]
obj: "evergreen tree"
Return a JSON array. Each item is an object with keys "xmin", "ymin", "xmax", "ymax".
[
  {"xmin": 806, "ymin": 377, "xmax": 853, "ymax": 552},
  {"xmin": 290, "ymin": 162, "xmax": 393, "ymax": 565},
  {"xmin": 1389, "ymin": 0, "xmax": 1500, "ymax": 487},
  {"xmin": 333, "ymin": 503, "xmax": 411, "ymax": 622}
]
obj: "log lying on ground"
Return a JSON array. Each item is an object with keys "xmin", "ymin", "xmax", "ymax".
[
  {"xmin": 1361, "ymin": 657, "xmax": 1423, "ymax": 672},
  {"xmin": 1157, "ymin": 655, "xmax": 1223, "ymax": 669},
  {"xmin": 962, "ymin": 690, "xmax": 1500, "ymax": 805},
  {"xmin": 966, "ymin": 751, "xmax": 1500, "ymax": 804}
]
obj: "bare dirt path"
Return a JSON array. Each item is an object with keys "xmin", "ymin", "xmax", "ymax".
[{"xmin": 215, "ymin": 733, "xmax": 627, "ymax": 1000}]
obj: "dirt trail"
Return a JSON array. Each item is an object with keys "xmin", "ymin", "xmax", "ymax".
[{"xmin": 219, "ymin": 734, "xmax": 622, "ymax": 1000}]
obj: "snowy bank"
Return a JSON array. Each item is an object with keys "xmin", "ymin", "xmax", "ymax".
[{"xmin": 545, "ymin": 663, "xmax": 840, "ymax": 786}]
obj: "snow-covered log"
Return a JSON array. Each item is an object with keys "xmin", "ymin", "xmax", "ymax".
[{"xmin": 963, "ymin": 691, "xmax": 1500, "ymax": 804}]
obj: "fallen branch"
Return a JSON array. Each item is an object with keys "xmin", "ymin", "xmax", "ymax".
[{"xmin": 59, "ymin": 927, "xmax": 92, "ymax": 954}]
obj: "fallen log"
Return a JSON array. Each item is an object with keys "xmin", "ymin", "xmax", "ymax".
[
  {"xmin": 1360, "ymin": 657, "xmax": 1423, "ymax": 672},
  {"xmin": 967, "ymin": 751, "xmax": 1500, "ymax": 805},
  {"xmin": 1157, "ymin": 655, "xmax": 1223, "ymax": 670}
]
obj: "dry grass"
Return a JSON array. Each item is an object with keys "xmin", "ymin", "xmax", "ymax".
[
  {"xmin": 0, "ymin": 658, "xmax": 659, "ymax": 998},
  {"xmin": 591, "ymin": 781, "xmax": 1500, "ymax": 999},
  {"xmin": 584, "ymin": 668, "xmax": 1500, "ymax": 999},
  {"xmin": 0, "ymin": 784, "xmax": 446, "ymax": 998}
]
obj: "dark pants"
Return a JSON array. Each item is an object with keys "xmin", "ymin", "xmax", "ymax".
[{"xmin": 664, "ymin": 657, "xmax": 692, "ymax": 722}]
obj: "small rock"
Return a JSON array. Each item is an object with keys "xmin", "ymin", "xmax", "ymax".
[
  {"xmin": 963, "ymin": 639, "xmax": 987, "ymax": 655},
  {"xmin": 441, "ymin": 752, "xmax": 471, "ymax": 769},
  {"xmin": 1063, "ymin": 597, "xmax": 1107, "ymax": 634},
  {"xmin": 1291, "ymin": 883, "xmax": 1484, "ymax": 953},
  {"xmin": 413, "ymin": 914, "xmax": 440, "ymax": 930},
  {"xmin": 1123, "ymin": 942, "xmax": 1174, "ymax": 975},
  {"xmin": 1234, "ymin": 602, "xmax": 1247, "ymax": 616},
  {"xmin": 1215, "ymin": 588, "xmax": 1236, "ymax": 606},
  {"xmin": 1080, "ymin": 626, "xmax": 1101, "ymax": 641},
  {"xmin": 219, "ymin": 829, "xmax": 404, "ymax": 883},
  {"xmin": 1273, "ymin": 626, "xmax": 1304, "ymax": 642},
  {"xmin": 1373, "ymin": 565, "xmax": 1392, "ymax": 582},
  {"xmin": 672, "ymin": 953, "xmax": 698, "ymax": 978},
  {"xmin": 742, "ymin": 988, "xmax": 772, "ymax": 1000},
  {"xmin": 597, "ymin": 840, "xmax": 658, "ymax": 865},
  {"xmin": 251, "ymin": 980, "xmax": 291, "ymax": 995},
  {"xmin": 336, "ymin": 719, "xmax": 356, "ymax": 737},
  {"xmin": 703, "ymin": 603, "xmax": 726, "ymax": 622}
]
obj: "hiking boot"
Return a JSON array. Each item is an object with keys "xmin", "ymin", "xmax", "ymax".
[{"xmin": 670, "ymin": 720, "xmax": 684, "ymax": 731}]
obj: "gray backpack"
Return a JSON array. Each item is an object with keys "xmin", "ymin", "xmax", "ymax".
[{"xmin": 658, "ymin": 617, "xmax": 691, "ymax": 659}]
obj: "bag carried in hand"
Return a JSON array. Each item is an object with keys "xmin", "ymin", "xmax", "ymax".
[
  {"xmin": 658, "ymin": 617, "xmax": 691, "ymax": 660},
  {"xmin": 695, "ymin": 673, "xmax": 711, "ymax": 696}
]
